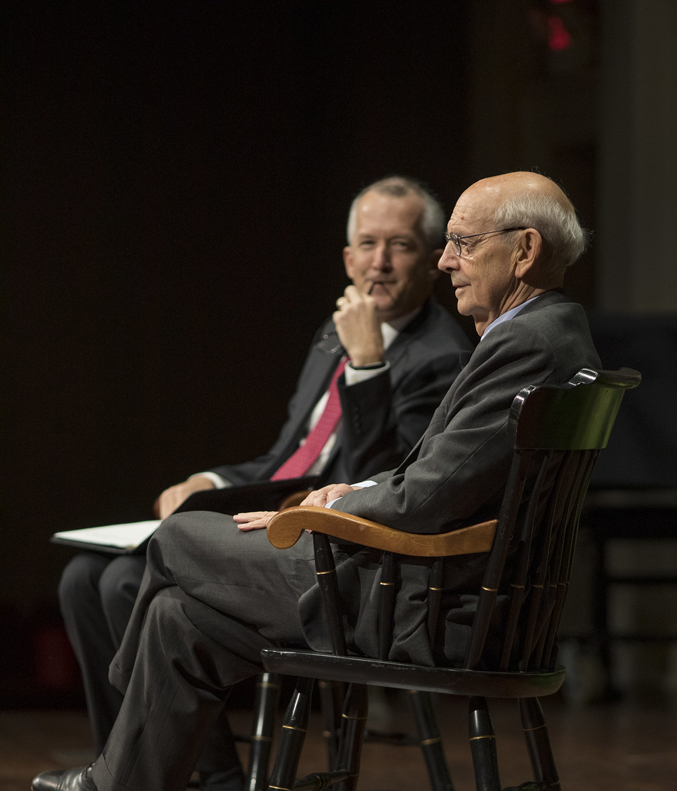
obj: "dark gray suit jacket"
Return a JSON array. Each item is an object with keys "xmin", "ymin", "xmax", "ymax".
[
  {"xmin": 298, "ymin": 290, "xmax": 602, "ymax": 667},
  {"xmin": 210, "ymin": 297, "xmax": 471, "ymax": 485}
]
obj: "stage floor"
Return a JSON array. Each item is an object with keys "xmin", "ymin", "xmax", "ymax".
[{"xmin": 1, "ymin": 696, "xmax": 675, "ymax": 791}]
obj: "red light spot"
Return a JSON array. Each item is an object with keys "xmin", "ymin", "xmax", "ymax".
[{"xmin": 548, "ymin": 16, "xmax": 573, "ymax": 51}]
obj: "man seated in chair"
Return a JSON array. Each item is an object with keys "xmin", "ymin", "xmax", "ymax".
[
  {"xmin": 55, "ymin": 176, "xmax": 470, "ymax": 789},
  {"xmin": 33, "ymin": 172, "xmax": 600, "ymax": 791}
]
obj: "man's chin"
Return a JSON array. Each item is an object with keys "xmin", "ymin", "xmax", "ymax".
[
  {"xmin": 372, "ymin": 296, "xmax": 396, "ymax": 317},
  {"xmin": 377, "ymin": 302, "xmax": 412, "ymax": 323},
  {"xmin": 454, "ymin": 296, "xmax": 472, "ymax": 317}
]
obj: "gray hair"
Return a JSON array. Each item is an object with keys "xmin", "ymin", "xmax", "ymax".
[
  {"xmin": 493, "ymin": 192, "xmax": 590, "ymax": 270},
  {"xmin": 346, "ymin": 176, "xmax": 446, "ymax": 249}
]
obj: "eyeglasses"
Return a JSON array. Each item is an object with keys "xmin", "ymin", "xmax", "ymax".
[{"xmin": 444, "ymin": 227, "xmax": 527, "ymax": 257}]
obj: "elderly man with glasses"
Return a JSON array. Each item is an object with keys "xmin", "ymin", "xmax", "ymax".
[{"xmin": 35, "ymin": 171, "xmax": 600, "ymax": 791}]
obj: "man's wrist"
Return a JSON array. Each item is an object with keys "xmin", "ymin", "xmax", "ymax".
[
  {"xmin": 348, "ymin": 349, "xmax": 385, "ymax": 367},
  {"xmin": 344, "ymin": 360, "xmax": 390, "ymax": 387},
  {"xmin": 350, "ymin": 361, "xmax": 386, "ymax": 370}
]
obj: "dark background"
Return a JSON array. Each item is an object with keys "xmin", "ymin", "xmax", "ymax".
[{"xmin": 0, "ymin": 0, "xmax": 600, "ymax": 702}]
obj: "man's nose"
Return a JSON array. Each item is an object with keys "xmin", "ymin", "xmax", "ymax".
[
  {"xmin": 371, "ymin": 243, "xmax": 392, "ymax": 270},
  {"xmin": 438, "ymin": 244, "xmax": 459, "ymax": 273}
]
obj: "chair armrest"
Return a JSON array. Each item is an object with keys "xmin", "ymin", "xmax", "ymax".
[{"xmin": 266, "ymin": 506, "xmax": 497, "ymax": 558}]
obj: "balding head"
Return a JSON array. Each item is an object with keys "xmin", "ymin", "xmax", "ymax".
[
  {"xmin": 469, "ymin": 171, "xmax": 569, "ymax": 205},
  {"xmin": 439, "ymin": 172, "xmax": 586, "ymax": 336},
  {"xmin": 469, "ymin": 172, "xmax": 587, "ymax": 273}
]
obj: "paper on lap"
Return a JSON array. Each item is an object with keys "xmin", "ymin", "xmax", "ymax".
[{"xmin": 51, "ymin": 520, "xmax": 161, "ymax": 553}]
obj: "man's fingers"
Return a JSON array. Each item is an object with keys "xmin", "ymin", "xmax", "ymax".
[
  {"xmin": 158, "ymin": 488, "xmax": 186, "ymax": 520},
  {"xmin": 156, "ymin": 477, "xmax": 216, "ymax": 520},
  {"xmin": 233, "ymin": 511, "xmax": 277, "ymax": 531},
  {"xmin": 299, "ymin": 483, "xmax": 357, "ymax": 509},
  {"xmin": 301, "ymin": 491, "xmax": 331, "ymax": 507},
  {"xmin": 336, "ymin": 285, "xmax": 374, "ymax": 310},
  {"xmin": 233, "ymin": 511, "xmax": 271, "ymax": 522},
  {"xmin": 236, "ymin": 520, "xmax": 266, "ymax": 531},
  {"xmin": 300, "ymin": 492, "xmax": 324, "ymax": 507},
  {"xmin": 158, "ymin": 490, "xmax": 180, "ymax": 520},
  {"xmin": 343, "ymin": 285, "xmax": 366, "ymax": 303}
]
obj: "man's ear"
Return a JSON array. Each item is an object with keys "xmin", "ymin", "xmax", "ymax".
[
  {"xmin": 343, "ymin": 246, "xmax": 355, "ymax": 279},
  {"xmin": 513, "ymin": 229, "xmax": 543, "ymax": 279}
]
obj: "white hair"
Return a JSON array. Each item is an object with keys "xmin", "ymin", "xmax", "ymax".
[
  {"xmin": 346, "ymin": 176, "xmax": 446, "ymax": 249},
  {"xmin": 493, "ymin": 192, "xmax": 590, "ymax": 270}
]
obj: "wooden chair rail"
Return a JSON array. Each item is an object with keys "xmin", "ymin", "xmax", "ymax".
[
  {"xmin": 267, "ymin": 506, "xmax": 498, "ymax": 558},
  {"xmin": 261, "ymin": 649, "xmax": 566, "ymax": 699}
]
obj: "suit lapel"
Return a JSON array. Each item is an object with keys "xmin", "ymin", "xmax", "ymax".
[
  {"xmin": 391, "ymin": 374, "xmax": 465, "ymax": 474},
  {"xmin": 383, "ymin": 299, "xmax": 432, "ymax": 369}
]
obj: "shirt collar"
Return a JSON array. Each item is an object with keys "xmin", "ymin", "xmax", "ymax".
[
  {"xmin": 480, "ymin": 295, "xmax": 541, "ymax": 340},
  {"xmin": 381, "ymin": 305, "xmax": 422, "ymax": 350}
]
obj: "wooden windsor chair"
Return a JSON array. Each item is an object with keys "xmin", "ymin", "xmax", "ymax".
[{"xmin": 259, "ymin": 367, "xmax": 641, "ymax": 791}]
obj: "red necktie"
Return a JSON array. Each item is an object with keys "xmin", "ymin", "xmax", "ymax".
[{"xmin": 271, "ymin": 358, "xmax": 347, "ymax": 480}]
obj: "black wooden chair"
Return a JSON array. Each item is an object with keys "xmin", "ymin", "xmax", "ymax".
[{"xmin": 259, "ymin": 368, "xmax": 641, "ymax": 791}]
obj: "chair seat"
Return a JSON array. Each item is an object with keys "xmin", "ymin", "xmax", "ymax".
[{"xmin": 261, "ymin": 648, "xmax": 565, "ymax": 699}]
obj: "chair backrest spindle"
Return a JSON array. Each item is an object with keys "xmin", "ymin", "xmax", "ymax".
[
  {"xmin": 427, "ymin": 559, "xmax": 444, "ymax": 649},
  {"xmin": 464, "ymin": 451, "xmax": 532, "ymax": 669},
  {"xmin": 378, "ymin": 552, "xmax": 397, "ymax": 660},
  {"xmin": 499, "ymin": 451, "xmax": 554, "ymax": 670},
  {"xmin": 313, "ymin": 532, "xmax": 347, "ymax": 656}
]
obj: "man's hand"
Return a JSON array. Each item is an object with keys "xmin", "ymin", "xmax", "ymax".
[
  {"xmin": 232, "ymin": 484, "xmax": 362, "ymax": 533},
  {"xmin": 301, "ymin": 483, "xmax": 363, "ymax": 508},
  {"xmin": 156, "ymin": 476, "xmax": 216, "ymax": 519},
  {"xmin": 333, "ymin": 285, "xmax": 385, "ymax": 367},
  {"xmin": 232, "ymin": 511, "xmax": 278, "ymax": 531}
]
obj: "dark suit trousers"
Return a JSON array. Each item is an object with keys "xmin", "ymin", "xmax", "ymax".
[
  {"xmin": 59, "ymin": 553, "xmax": 146, "ymax": 751},
  {"xmin": 91, "ymin": 512, "xmax": 316, "ymax": 791},
  {"xmin": 58, "ymin": 552, "xmax": 242, "ymax": 777}
]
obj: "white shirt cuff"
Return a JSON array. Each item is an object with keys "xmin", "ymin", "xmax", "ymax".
[
  {"xmin": 190, "ymin": 472, "xmax": 232, "ymax": 489},
  {"xmin": 344, "ymin": 361, "xmax": 390, "ymax": 386}
]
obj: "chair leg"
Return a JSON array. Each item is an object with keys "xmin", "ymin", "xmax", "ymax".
[
  {"xmin": 267, "ymin": 677, "xmax": 314, "ymax": 791},
  {"xmin": 407, "ymin": 690, "xmax": 455, "ymax": 791},
  {"xmin": 468, "ymin": 696, "xmax": 501, "ymax": 791},
  {"xmin": 318, "ymin": 679, "xmax": 344, "ymax": 770},
  {"xmin": 519, "ymin": 698, "xmax": 561, "ymax": 791},
  {"xmin": 334, "ymin": 683, "xmax": 368, "ymax": 791},
  {"xmin": 247, "ymin": 673, "xmax": 281, "ymax": 791}
]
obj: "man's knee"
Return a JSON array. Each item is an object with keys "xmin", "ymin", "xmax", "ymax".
[
  {"xmin": 146, "ymin": 511, "xmax": 236, "ymax": 572},
  {"xmin": 58, "ymin": 552, "xmax": 109, "ymax": 614},
  {"xmin": 99, "ymin": 556, "xmax": 146, "ymax": 612},
  {"xmin": 152, "ymin": 513, "xmax": 199, "ymax": 547},
  {"xmin": 141, "ymin": 587, "xmax": 266, "ymax": 689},
  {"xmin": 142, "ymin": 587, "xmax": 195, "ymax": 648}
]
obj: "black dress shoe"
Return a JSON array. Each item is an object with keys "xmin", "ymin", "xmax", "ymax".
[{"xmin": 31, "ymin": 764, "xmax": 97, "ymax": 791}]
